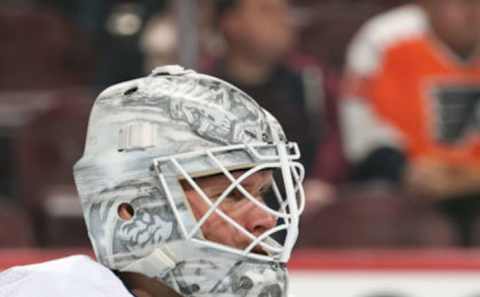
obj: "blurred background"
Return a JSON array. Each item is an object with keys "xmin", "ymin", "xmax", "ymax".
[{"xmin": 3, "ymin": 0, "xmax": 480, "ymax": 295}]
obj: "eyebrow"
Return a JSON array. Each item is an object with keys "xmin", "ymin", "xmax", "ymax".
[
  {"xmin": 209, "ymin": 178, "xmax": 273, "ymax": 197},
  {"xmin": 180, "ymin": 169, "xmax": 272, "ymax": 193}
]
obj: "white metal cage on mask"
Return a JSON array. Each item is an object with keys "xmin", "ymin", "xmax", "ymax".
[
  {"xmin": 73, "ymin": 65, "xmax": 305, "ymax": 297},
  {"xmin": 153, "ymin": 141, "xmax": 305, "ymax": 262}
]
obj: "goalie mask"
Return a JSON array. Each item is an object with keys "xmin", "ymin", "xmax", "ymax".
[{"xmin": 74, "ymin": 65, "xmax": 305, "ymax": 297}]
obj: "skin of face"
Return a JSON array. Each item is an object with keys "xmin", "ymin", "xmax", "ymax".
[
  {"xmin": 421, "ymin": 0, "xmax": 480, "ymax": 59},
  {"xmin": 223, "ymin": 0, "xmax": 295, "ymax": 64},
  {"xmin": 180, "ymin": 170, "xmax": 277, "ymax": 253}
]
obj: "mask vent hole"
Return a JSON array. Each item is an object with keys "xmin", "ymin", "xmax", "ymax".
[
  {"xmin": 118, "ymin": 203, "xmax": 135, "ymax": 220},
  {"xmin": 124, "ymin": 86, "xmax": 138, "ymax": 96}
]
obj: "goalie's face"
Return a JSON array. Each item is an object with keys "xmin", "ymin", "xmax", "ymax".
[
  {"xmin": 149, "ymin": 143, "xmax": 305, "ymax": 261},
  {"xmin": 181, "ymin": 170, "xmax": 277, "ymax": 254}
]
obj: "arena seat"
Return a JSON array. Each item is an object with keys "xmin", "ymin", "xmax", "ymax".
[
  {"xmin": 0, "ymin": 7, "xmax": 94, "ymax": 90},
  {"xmin": 14, "ymin": 89, "xmax": 94, "ymax": 246},
  {"xmin": 298, "ymin": 185, "xmax": 457, "ymax": 248},
  {"xmin": 0, "ymin": 198, "xmax": 34, "ymax": 247}
]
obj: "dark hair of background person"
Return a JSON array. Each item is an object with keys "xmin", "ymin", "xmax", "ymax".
[{"xmin": 212, "ymin": 0, "xmax": 239, "ymax": 25}]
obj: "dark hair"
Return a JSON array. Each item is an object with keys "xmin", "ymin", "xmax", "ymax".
[{"xmin": 213, "ymin": 0, "xmax": 240, "ymax": 24}]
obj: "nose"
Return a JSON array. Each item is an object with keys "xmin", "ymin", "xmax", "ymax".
[{"xmin": 244, "ymin": 200, "xmax": 277, "ymax": 236}]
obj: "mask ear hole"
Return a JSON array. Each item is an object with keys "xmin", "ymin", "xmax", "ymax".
[{"xmin": 118, "ymin": 203, "xmax": 135, "ymax": 221}]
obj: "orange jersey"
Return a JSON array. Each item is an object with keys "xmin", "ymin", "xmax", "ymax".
[{"xmin": 342, "ymin": 4, "xmax": 480, "ymax": 167}]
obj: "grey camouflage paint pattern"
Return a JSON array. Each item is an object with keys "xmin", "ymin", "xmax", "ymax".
[{"xmin": 74, "ymin": 66, "xmax": 292, "ymax": 297}]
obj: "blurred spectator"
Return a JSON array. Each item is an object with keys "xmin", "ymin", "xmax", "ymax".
[
  {"xmin": 140, "ymin": 3, "xmax": 222, "ymax": 73},
  {"xmin": 208, "ymin": 0, "xmax": 342, "ymax": 208},
  {"xmin": 341, "ymin": 1, "xmax": 480, "ymax": 245},
  {"xmin": 293, "ymin": 0, "xmax": 409, "ymax": 71},
  {"xmin": 94, "ymin": 2, "xmax": 152, "ymax": 87},
  {"xmin": 208, "ymin": 0, "xmax": 332, "ymax": 179},
  {"xmin": 94, "ymin": 0, "xmax": 216, "ymax": 86},
  {"xmin": 140, "ymin": 13, "xmax": 178, "ymax": 73},
  {"xmin": 34, "ymin": 0, "xmax": 170, "ymax": 88}
]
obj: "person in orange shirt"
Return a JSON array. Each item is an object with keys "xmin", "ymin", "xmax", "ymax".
[{"xmin": 341, "ymin": 0, "xmax": 480, "ymax": 245}]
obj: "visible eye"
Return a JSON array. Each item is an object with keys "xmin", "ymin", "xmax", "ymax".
[
  {"xmin": 214, "ymin": 184, "xmax": 273, "ymax": 203},
  {"xmin": 209, "ymin": 189, "xmax": 244, "ymax": 202},
  {"xmin": 228, "ymin": 189, "xmax": 245, "ymax": 202},
  {"xmin": 259, "ymin": 185, "xmax": 274, "ymax": 198},
  {"xmin": 208, "ymin": 191, "xmax": 223, "ymax": 202}
]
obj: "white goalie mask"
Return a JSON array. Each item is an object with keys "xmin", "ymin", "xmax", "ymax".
[{"xmin": 74, "ymin": 65, "xmax": 305, "ymax": 297}]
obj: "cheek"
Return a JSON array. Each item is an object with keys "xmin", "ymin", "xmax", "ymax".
[
  {"xmin": 258, "ymin": 23, "xmax": 293, "ymax": 52},
  {"xmin": 200, "ymin": 212, "xmax": 237, "ymax": 245},
  {"xmin": 441, "ymin": 5, "xmax": 470, "ymax": 29},
  {"xmin": 200, "ymin": 201, "xmax": 246, "ymax": 238},
  {"xmin": 470, "ymin": 8, "xmax": 480, "ymax": 34},
  {"xmin": 188, "ymin": 197, "xmax": 207, "ymax": 221}
]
